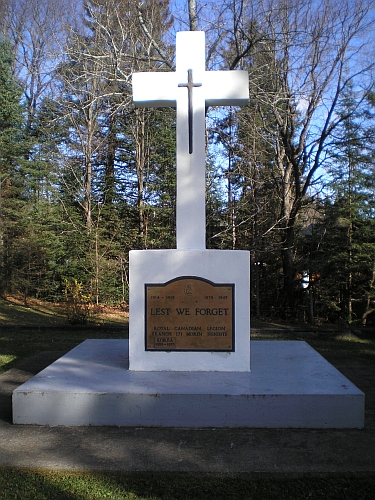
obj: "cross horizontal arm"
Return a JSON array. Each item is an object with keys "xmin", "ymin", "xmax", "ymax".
[
  {"xmin": 132, "ymin": 72, "xmax": 177, "ymax": 107},
  {"xmin": 204, "ymin": 71, "xmax": 249, "ymax": 106},
  {"xmin": 133, "ymin": 70, "xmax": 249, "ymax": 108}
]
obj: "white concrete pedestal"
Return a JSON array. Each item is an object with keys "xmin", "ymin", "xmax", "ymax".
[{"xmin": 13, "ymin": 339, "xmax": 365, "ymax": 428}]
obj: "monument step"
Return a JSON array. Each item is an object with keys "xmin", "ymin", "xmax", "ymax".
[{"xmin": 13, "ymin": 339, "xmax": 364, "ymax": 428}]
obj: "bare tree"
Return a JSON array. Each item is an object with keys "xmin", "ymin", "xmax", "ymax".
[
  {"xmin": 0, "ymin": 0, "xmax": 10, "ymax": 34},
  {"xmin": 2, "ymin": 0, "xmax": 75, "ymax": 133},
  {"xmin": 222, "ymin": 0, "xmax": 375, "ymax": 314}
]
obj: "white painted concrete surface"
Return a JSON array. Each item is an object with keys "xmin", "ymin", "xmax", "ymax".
[
  {"xmin": 13, "ymin": 340, "xmax": 365, "ymax": 428},
  {"xmin": 129, "ymin": 249, "xmax": 250, "ymax": 372}
]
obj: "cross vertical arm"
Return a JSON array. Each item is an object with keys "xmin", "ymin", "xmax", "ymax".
[{"xmin": 178, "ymin": 69, "xmax": 202, "ymax": 154}]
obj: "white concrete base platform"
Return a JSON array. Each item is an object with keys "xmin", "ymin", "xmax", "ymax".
[{"xmin": 13, "ymin": 340, "xmax": 364, "ymax": 428}]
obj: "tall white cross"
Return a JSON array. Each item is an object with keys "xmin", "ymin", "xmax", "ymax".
[{"xmin": 132, "ymin": 31, "xmax": 248, "ymax": 250}]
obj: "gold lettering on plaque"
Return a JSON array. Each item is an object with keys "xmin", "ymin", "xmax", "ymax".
[{"xmin": 145, "ymin": 277, "xmax": 234, "ymax": 351}]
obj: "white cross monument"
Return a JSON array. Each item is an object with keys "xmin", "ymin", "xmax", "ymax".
[
  {"xmin": 132, "ymin": 31, "xmax": 249, "ymax": 249},
  {"xmin": 129, "ymin": 31, "xmax": 251, "ymax": 372},
  {"xmin": 12, "ymin": 34, "xmax": 364, "ymax": 428}
]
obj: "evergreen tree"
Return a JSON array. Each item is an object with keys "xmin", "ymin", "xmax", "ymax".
[
  {"xmin": 0, "ymin": 37, "xmax": 26, "ymax": 295},
  {"xmin": 0, "ymin": 37, "xmax": 24, "ymax": 199},
  {"xmin": 301, "ymin": 86, "xmax": 375, "ymax": 324}
]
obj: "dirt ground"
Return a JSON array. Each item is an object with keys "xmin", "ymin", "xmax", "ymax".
[{"xmin": 0, "ymin": 331, "xmax": 374, "ymax": 473}]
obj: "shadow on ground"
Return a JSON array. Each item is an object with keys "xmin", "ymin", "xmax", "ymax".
[{"xmin": 0, "ymin": 332, "xmax": 375, "ymax": 474}]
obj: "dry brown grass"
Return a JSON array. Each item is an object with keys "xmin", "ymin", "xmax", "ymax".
[{"xmin": 0, "ymin": 296, "xmax": 128, "ymax": 327}]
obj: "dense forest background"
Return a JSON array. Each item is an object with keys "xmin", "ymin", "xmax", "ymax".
[{"xmin": 1, "ymin": 0, "xmax": 375, "ymax": 325}]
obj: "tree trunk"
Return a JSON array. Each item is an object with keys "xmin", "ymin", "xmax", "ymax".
[
  {"xmin": 255, "ymin": 259, "xmax": 261, "ymax": 318},
  {"xmin": 280, "ymin": 215, "xmax": 296, "ymax": 317},
  {"xmin": 105, "ymin": 112, "xmax": 116, "ymax": 206},
  {"xmin": 134, "ymin": 108, "xmax": 146, "ymax": 245},
  {"xmin": 362, "ymin": 259, "xmax": 375, "ymax": 326},
  {"xmin": 188, "ymin": 0, "xmax": 197, "ymax": 31},
  {"xmin": 84, "ymin": 159, "xmax": 92, "ymax": 231},
  {"xmin": 307, "ymin": 272, "xmax": 315, "ymax": 325}
]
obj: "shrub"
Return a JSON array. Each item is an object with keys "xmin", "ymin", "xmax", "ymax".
[{"xmin": 63, "ymin": 278, "xmax": 91, "ymax": 325}]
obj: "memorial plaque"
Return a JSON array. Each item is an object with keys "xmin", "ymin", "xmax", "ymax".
[{"xmin": 145, "ymin": 276, "xmax": 234, "ymax": 351}]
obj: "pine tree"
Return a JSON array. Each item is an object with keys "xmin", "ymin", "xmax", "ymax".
[
  {"xmin": 0, "ymin": 37, "xmax": 25, "ymax": 295},
  {"xmin": 1, "ymin": 39, "xmax": 65, "ymax": 301},
  {"xmin": 0, "ymin": 37, "xmax": 23, "ymax": 196},
  {"xmin": 304, "ymin": 86, "xmax": 375, "ymax": 324}
]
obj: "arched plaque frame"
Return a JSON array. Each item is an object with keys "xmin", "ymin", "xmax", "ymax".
[{"xmin": 145, "ymin": 276, "xmax": 235, "ymax": 352}]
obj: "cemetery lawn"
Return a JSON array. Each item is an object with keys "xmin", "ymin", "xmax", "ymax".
[
  {"xmin": 0, "ymin": 470, "xmax": 374, "ymax": 500},
  {"xmin": 1, "ymin": 297, "xmax": 375, "ymax": 498},
  {"xmin": 0, "ymin": 296, "xmax": 128, "ymax": 374}
]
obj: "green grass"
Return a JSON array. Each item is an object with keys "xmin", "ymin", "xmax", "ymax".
[
  {"xmin": 0, "ymin": 470, "xmax": 374, "ymax": 499},
  {"xmin": 0, "ymin": 354, "xmax": 17, "ymax": 368},
  {"xmin": 0, "ymin": 299, "xmax": 129, "ymax": 373},
  {"xmin": 0, "ymin": 297, "xmax": 67, "ymax": 327},
  {"xmin": 0, "ymin": 297, "xmax": 128, "ymax": 373},
  {"xmin": 0, "ymin": 325, "xmax": 128, "ymax": 374}
]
